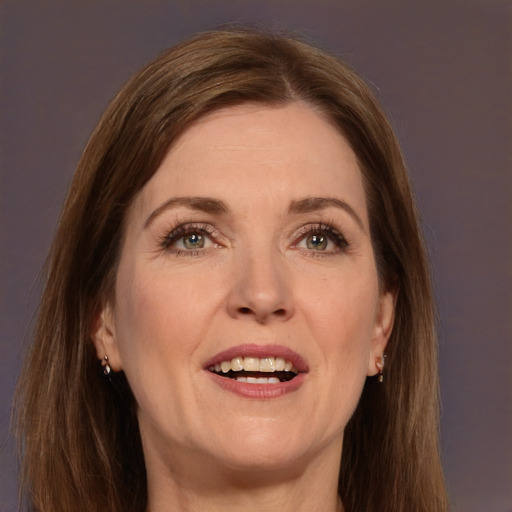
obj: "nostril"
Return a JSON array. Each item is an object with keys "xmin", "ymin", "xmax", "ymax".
[{"xmin": 237, "ymin": 307, "xmax": 287, "ymax": 317}]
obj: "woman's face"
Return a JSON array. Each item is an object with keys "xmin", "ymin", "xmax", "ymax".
[{"xmin": 94, "ymin": 102, "xmax": 395, "ymax": 479}]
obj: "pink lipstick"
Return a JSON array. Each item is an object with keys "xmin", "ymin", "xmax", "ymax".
[{"xmin": 204, "ymin": 344, "xmax": 308, "ymax": 399}]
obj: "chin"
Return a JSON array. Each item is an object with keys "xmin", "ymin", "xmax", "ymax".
[{"xmin": 207, "ymin": 419, "xmax": 333, "ymax": 475}]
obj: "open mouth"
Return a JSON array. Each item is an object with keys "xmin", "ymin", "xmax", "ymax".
[{"xmin": 208, "ymin": 356, "xmax": 299, "ymax": 384}]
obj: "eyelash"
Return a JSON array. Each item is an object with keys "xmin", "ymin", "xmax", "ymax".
[
  {"xmin": 293, "ymin": 223, "xmax": 349, "ymax": 257},
  {"xmin": 158, "ymin": 222, "xmax": 349, "ymax": 257},
  {"xmin": 159, "ymin": 223, "xmax": 220, "ymax": 256}
]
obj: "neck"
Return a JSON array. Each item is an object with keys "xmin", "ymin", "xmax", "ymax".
[{"xmin": 144, "ymin": 440, "xmax": 344, "ymax": 512}]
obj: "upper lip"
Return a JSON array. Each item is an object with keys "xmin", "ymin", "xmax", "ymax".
[{"xmin": 204, "ymin": 344, "xmax": 309, "ymax": 373}]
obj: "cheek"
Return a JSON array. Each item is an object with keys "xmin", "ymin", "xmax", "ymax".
[
  {"xmin": 113, "ymin": 261, "xmax": 228, "ymax": 381},
  {"xmin": 301, "ymin": 265, "xmax": 379, "ymax": 337},
  {"xmin": 297, "ymin": 265, "xmax": 379, "ymax": 376},
  {"xmin": 111, "ymin": 264, "xmax": 221, "ymax": 429}
]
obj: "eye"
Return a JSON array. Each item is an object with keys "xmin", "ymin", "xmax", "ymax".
[
  {"xmin": 180, "ymin": 232, "xmax": 206, "ymax": 249},
  {"xmin": 294, "ymin": 224, "xmax": 348, "ymax": 254},
  {"xmin": 304, "ymin": 233, "xmax": 328, "ymax": 250},
  {"xmin": 160, "ymin": 224, "xmax": 219, "ymax": 255}
]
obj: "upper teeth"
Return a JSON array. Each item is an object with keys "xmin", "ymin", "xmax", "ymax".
[{"xmin": 209, "ymin": 356, "xmax": 297, "ymax": 374}]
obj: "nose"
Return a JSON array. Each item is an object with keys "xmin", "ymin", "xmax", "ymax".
[{"xmin": 226, "ymin": 247, "xmax": 295, "ymax": 324}]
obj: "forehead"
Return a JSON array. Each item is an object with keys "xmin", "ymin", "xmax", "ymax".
[{"xmin": 130, "ymin": 102, "xmax": 368, "ymax": 225}]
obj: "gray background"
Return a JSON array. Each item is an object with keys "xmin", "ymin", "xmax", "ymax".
[{"xmin": 1, "ymin": 1, "xmax": 511, "ymax": 511}]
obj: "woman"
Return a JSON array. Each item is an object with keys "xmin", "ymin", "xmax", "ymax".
[{"xmin": 15, "ymin": 28, "xmax": 449, "ymax": 512}]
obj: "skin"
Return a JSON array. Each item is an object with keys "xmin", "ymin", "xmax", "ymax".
[{"xmin": 93, "ymin": 102, "xmax": 395, "ymax": 512}]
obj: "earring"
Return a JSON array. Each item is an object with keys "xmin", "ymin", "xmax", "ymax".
[
  {"xmin": 376, "ymin": 354, "xmax": 386, "ymax": 382},
  {"xmin": 102, "ymin": 355, "xmax": 111, "ymax": 376}
]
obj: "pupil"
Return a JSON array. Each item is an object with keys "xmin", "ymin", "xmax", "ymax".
[
  {"xmin": 184, "ymin": 233, "xmax": 204, "ymax": 249},
  {"xmin": 307, "ymin": 234, "xmax": 327, "ymax": 250}
]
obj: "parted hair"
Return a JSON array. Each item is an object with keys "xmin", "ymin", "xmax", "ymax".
[{"xmin": 15, "ymin": 27, "xmax": 449, "ymax": 512}]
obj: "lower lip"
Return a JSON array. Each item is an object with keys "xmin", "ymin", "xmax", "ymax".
[{"xmin": 206, "ymin": 371, "xmax": 307, "ymax": 399}]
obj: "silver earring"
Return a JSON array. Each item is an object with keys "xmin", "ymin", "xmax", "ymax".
[
  {"xmin": 376, "ymin": 354, "xmax": 386, "ymax": 383},
  {"xmin": 102, "ymin": 355, "xmax": 111, "ymax": 376}
]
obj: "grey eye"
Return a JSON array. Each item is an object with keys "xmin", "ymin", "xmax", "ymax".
[
  {"xmin": 183, "ymin": 232, "xmax": 205, "ymax": 249},
  {"xmin": 305, "ymin": 233, "xmax": 328, "ymax": 250}
]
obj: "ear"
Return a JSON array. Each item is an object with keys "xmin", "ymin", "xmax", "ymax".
[
  {"xmin": 367, "ymin": 286, "xmax": 397, "ymax": 376},
  {"xmin": 91, "ymin": 302, "xmax": 122, "ymax": 371}
]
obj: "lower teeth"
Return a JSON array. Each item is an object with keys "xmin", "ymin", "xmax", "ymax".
[
  {"xmin": 210, "ymin": 369, "xmax": 296, "ymax": 383},
  {"xmin": 237, "ymin": 376, "xmax": 281, "ymax": 384}
]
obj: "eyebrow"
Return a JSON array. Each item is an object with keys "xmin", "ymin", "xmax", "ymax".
[
  {"xmin": 144, "ymin": 196, "xmax": 229, "ymax": 228},
  {"xmin": 288, "ymin": 197, "xmax": 365, "ymax": 231},
  {"xmin": 144, "ymin": 195, "xmax": 365, "ymax": 232}
]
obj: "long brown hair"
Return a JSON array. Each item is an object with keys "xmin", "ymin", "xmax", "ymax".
[{"xmin": 15, "ymin": 27, "xmax": 449, "ymax": 512}]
